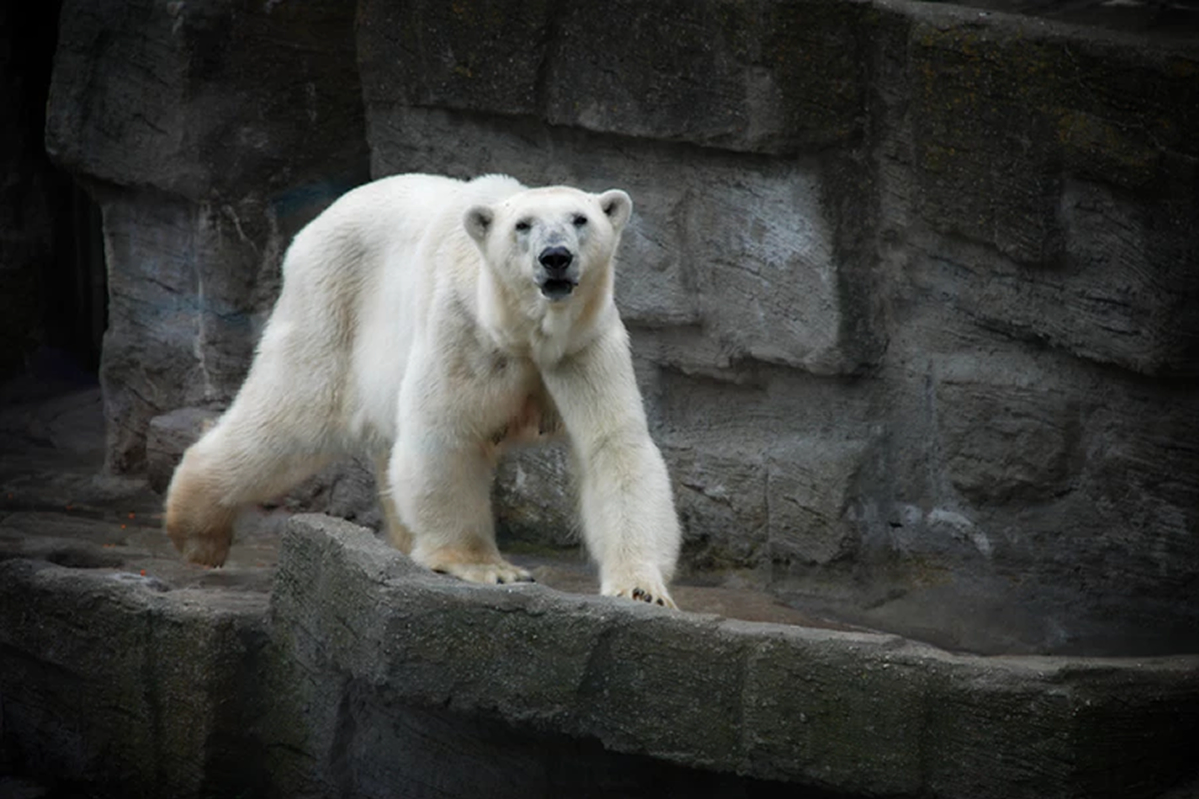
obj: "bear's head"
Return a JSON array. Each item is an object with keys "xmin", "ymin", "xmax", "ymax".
[{"xmin": 465, "ymin": 186, "xmax": 632, "ymax": 304}]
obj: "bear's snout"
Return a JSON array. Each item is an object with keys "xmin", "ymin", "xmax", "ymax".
[
  {"xmin": 538, "ymin": 246, "xmax": 573, "ymax": 274},
  {"xmin": 536, "ymin": 245, "xmax": 577, "ymax": 301}
]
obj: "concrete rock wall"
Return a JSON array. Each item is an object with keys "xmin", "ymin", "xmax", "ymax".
[
  {"xmin": 4, "ymin": 514, "xmax": 1197, "ymax": 798},
  {"xmin": 45, "ymin": 0, "xmax": 371, "ymax": 471},
  {"xmin": 44, "ymin": 0, "xmax": 1199, "ymax": 654}
]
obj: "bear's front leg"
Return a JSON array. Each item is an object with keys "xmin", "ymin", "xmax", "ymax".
[
  {"xmin": 542, "ymin": 325, "xmax": 681, "ymax": 608},
  {"xmin": 388, "ymin": 429, "xmax": 533, "ymax": 585}
]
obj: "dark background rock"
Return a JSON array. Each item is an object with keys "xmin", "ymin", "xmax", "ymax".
[
  {"xmin": 42, "ymin": 0, "xmax": 371, "ymax": 472},
  {"xmin": 0, "ymin": 558, "xmax": 271, "ymax": 799},
  {"xmin": 44, "ymin": 0, "xmax": 370, "ymax": 202},
  {"xmin": 0, "ymin": 2, "xmax": 104, "ymax": 382}
]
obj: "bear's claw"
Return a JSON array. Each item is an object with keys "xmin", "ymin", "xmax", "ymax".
[{"xmin": 611, "ymin": 583, "xmax": 677, "ymax": 609}]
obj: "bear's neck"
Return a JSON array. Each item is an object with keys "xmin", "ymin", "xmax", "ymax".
[{"xmin": 475, "ymin": 266, "xmax": 615, "ymax": 369}]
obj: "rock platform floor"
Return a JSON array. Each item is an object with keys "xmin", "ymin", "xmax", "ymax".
[
  {"xmin": 0, "ymin": 381, "xmax": 859, "ymax": 632},
  {"xmin": 4, "ymin": 380, "xmax": 1199, "ymax": 657}
]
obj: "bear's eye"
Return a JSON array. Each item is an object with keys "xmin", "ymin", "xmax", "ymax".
[
  {"xmin": 572, "ymin": 215, "xmax": 588, "ymax": 227},
  {"xmin": 514, "ymin": 220, "xmax": 531, "ymax": 233}
]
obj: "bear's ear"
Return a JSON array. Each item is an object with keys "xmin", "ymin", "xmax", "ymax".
[
  {"xmin": 598, "ymin": 189, "xmax": 632, "ymax": 232},
  {"xmin": 464, "ymin": 206, "xmax": 494, "ymax": 244}
]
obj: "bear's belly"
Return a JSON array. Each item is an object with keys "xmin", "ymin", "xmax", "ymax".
[
  {"xmin": 488, "ymin": 392, "xmax": 562, "ymax": 445},
  {"xmin": 474, "ymin": 373, "xmax": 563, "ymax": 460}
]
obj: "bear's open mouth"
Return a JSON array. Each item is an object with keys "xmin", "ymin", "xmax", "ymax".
[{"xmin": 540, "ymin": 278, "xmax": 576, "ymax": 301}]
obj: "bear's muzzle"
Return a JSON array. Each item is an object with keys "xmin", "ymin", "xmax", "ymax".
[{"xmin": 537, "ymin": 245, "xmax": 578, "ymax": 300}]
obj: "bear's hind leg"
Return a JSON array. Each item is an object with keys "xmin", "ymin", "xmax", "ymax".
[
  {"xmin": 374, "ymin": 453, "xmax": 413, "ymax": 554},
  {"xmin": 165, "ymin": 403, "xmax": 334, "ymax": 566},
  {"xmin": 164, "ymin": 447, "xmax": 239, "ymax": 567},
  {"xmin": 389, "ymin": 435, "xmax": 532, "ymax": 585}
]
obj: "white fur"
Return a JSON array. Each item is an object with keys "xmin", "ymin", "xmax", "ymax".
[{"xmin": 165, "ymin": 173, "xmax": 681, "ymax": 607}]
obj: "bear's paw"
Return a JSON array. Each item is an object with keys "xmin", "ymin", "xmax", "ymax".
[
  {"xmin": 429, "ymin": 558, "xmax": 535, "ymax": 586},
  {"xmin": 605, "ymin": 578, "xmax": 676, "ymax": 609}
]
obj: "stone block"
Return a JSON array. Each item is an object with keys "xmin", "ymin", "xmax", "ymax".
[
  {"xmin": 145, "ymin": 406, "xmax": 219, "ymax": 494},
  {"xmin": 97, "ymin": 193, "xmax": 273, "ymax": 471},
  {"xmin": 357, "ymin": 0, "xmax": 868, "ymax": 155},
  {"xmin": 741, "ymin": 632, "xmax": 928, "ymax": 793},
  {"xmin": 45, "ymin": 0, "xmax": 195, "ymax": 195},
  {"xmin": 859, "ymin": 350, "xmax": 1199, "ymax": 655},
  {"xmin": 934, "ymin": 356, "xmax": 1082, "ymax": 505},
  {"xmin": 907, "ymin": 23, "xmax": 1064, "ymax": 265},
  {"xmin": 892, "ymin": 9, "xmax": 1199, "ymax": 376},
  {"xmin": 4, "ymin": 504, "xmax": 1199, "ymax": 798},
  {"xmin": 685, "ymin": 165, "xmax": 851, "ymax": 374},
  {"xmin": 905, "ymin": 10, "xmax": 1199, "ymax": 265},
  {"xmin": 669, "ymin": 442, "xmax": 769, "ymax": 570},
  {"xmin": 611, "ymin": 181, "xmax": 698, "ymax": 328},
  {"xmin": 1056, "ymin": 179, "xmax": 1199, "ymax": 376},
  {"xmin": 46, "ymin": 0, "xmax": 367, "ymax": 199},
  {"xmin": 270, "ymin": 514, "xmax": 1199, "ymax": 798},
  {"xmin": 357, "ymin": 0, "xmax": 548, "ymax": 119},
  {"xmin": 279, "ymin": 456, "xmax": 384, "ymax": 532},
  {"xmin": 902, "ymin": 183, "xmax": 1199, "ymax": 378},
  {"xmin": 541, "ymin": 0, "xmax": 867, "ymax": 153},
  {"xmin": 1080, "ymin": 378, "xmax": 1199, "ymax": 605},
  {"xmin": 493, "ymin": 443, "xmax": 578, "ymax": 549},
  {"xmin": 0, "ymin": 558, "xmax": 269, "ymax": 797},
  {"xmin": 767, "ymin": 439, "xmax": 870, "ymax": 568},
  {"xmin": 644, "ymin": 368, "xmax": 879, "ymax": 575}
]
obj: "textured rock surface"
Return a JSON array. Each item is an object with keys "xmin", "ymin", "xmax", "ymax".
[
  {"xmin": 249, "ymin": 514, "xmax": 1199, "ymax": 799},
  {"xmin": 0, "ymin": 398, "xmax": 850, "ymax": 797},
  {"xmin": 45, "ymin": 0, "xmax": 370, "ymax": 472},
  {"xmin": 355, "ymin": 0, "xmax": 1199, "ymax": 656},
  {"xmin": 0, "ymin": 559, "xmax": 271, "ymax": 798},
  {"xmin": 41, "ymin": 0, "xmax": 1199, "ymax": 658},
  {"xmin": 45, "ymin": 0, "xmax": 368, "ymax": 202},
  {"xmin": 4, "ymin": 490, "xmax": 1197, "ymax": 798},
  {"xmin": 358, "ymin": 0, "xmax": 869, "ymax": 154}
]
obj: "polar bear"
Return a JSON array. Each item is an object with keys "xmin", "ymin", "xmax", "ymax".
[{"xmin": 165, "ymin": 173, "xmax": 681, "ymax": 606}]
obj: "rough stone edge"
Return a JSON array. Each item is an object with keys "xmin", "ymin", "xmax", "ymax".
[
  {"xmin": 273, "ymin": 514, "xmax": 1199, "ymax": 799},
  {"xmin": 0, "ymin": 557, "xmax": 271, "ymax": 796}
]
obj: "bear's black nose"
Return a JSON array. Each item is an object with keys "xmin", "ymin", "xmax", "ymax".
[{"xmin": 538, "ymin": 246, "xmax": 573, "ymax": 274}]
